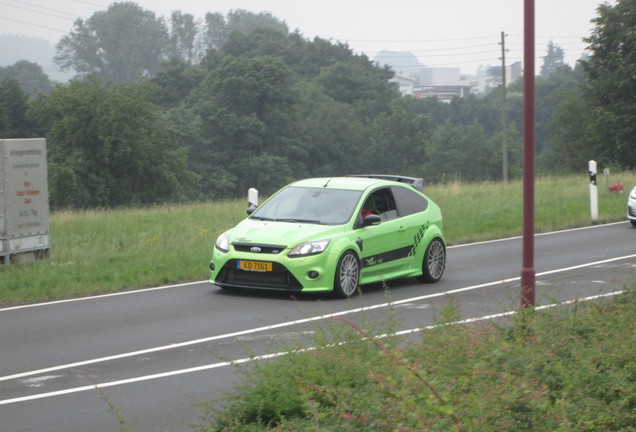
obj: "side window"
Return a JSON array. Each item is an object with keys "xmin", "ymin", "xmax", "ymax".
[
  {"xmin": 362, "ymin": 188, "xmax": 398, "ymax": 221},
  {"xmin": 392, "ymin": 186, "xmax": 428, "ymax": 217}
]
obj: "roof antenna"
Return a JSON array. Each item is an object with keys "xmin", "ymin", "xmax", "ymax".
[{"xmin": 323, "ymin": 178, "xmax": 332, "ymax": 188}]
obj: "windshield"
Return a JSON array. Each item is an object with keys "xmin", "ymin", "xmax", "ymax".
[{"xmin": 251, "ymin": 186, "xmax": 362, "ymax": 225}]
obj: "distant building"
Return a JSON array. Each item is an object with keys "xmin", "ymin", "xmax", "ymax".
[
  {"xmin": 470, "ymin": 61, "xmax": 523, "ymax": 95},
  {"xmin": 412, "ymin": 66, "xmax": 468, "ymax": 102},
  {"xmin": 384, "ymin": 57, "xmax": 525, "ymax": 100},
  {"xmin": 374, "ymin": 50, "xmax": 425, "ymax": 78},
  {"xmin": 413, "ymin": 85, "xmax": 472, "ymax": 103},
  {"xmin": 389, "ymin": 74, "xmax": 417, "ymax": 96},
  {"xmin": 419, "ymin": 67, "xmax": 461, "ymax": 86}
]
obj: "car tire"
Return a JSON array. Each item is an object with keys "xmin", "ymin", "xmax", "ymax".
[
  {"xmin": 416, "ymin": 238, "xmax": 446, "ymax": 283},
  {"xmin": 631, "ymin": 220, "xmax": 636, "ymax": 227},
  {"xmin": 333, "ymin": 251, "xmax": 360, "ymax": 298}
]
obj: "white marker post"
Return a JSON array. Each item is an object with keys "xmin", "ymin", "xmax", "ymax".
[
  {"xmin": 247, "ymin": 188, "xmax": 259, "ymax": 214},
  {"xmin": 589, "ymin": 160, "xmax": 598, "ymax": 223}
]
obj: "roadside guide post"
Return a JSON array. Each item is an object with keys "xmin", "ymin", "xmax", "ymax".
[
  {"xmin": 247, "ymin": 188, "xmax": 259, "ymax": 214},
  {"xmin": 589, "ymin": 160, "xmax": 598, "ymax": 223}
]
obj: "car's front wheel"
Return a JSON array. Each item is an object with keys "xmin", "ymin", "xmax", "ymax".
[
  {"xmin": 417, "ymin": 238, "xmax": 446, "ymax": 283},
  {"xmin": 333, "ymin": 251, "xmax": 360, "ymax": 298}
]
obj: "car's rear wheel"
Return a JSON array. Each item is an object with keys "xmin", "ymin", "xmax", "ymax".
[
  {"xmin": 417, "ymin": 238, "xmax": 445, "ymax": 283},
  {"xmin": 631, "ymin": 220, "xmax": 636, "ymax": 227},
  {"xmin": 333, "ymin": 251, "xmax": 360, "ymax": 298}
]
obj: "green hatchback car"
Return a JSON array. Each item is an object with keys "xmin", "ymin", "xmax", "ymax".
[{"xmin": 209, "ymin": 175, "xmax": 446, "ymax": 298}]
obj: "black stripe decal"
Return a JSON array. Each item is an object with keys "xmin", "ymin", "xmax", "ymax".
[
  {"xmin": 408, "ymin": 224, "xmax": 429, "ymax": 257},
  {"xmin": 361, "ymin": 246, "xmax": 412, "ymax": 268}
]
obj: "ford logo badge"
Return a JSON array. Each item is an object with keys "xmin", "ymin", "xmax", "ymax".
[{"xmin": 250, "ymin": 247, "xmax": 262, "ymax": 253}]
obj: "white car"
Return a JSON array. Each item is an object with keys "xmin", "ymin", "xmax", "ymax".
[{"xmin": 629, "ymin": 186, "xmax": 636, "ymax": 227}]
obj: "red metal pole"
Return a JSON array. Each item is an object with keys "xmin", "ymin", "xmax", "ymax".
[{"xmin": 521, "ymin": 0, "xmax": 536, "ymax": 308}]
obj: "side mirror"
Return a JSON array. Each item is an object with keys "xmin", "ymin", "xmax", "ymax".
[
  {"xmin": 246, "ymin": 205, "xmax": 257, "ymax": 215},
  {"xmin": 363, "ymin": 214, "xmax": 381, "ymax": 227}
]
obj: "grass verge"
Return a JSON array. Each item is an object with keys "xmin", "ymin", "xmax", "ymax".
[{"xmin": 1, "ymin": 173, "xmax": 634, "ymax": 305}]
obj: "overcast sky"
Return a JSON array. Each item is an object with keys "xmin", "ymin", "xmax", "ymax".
[{"xmin": 1, "ymin": 0, "xmax": 614, "ymax": 74}]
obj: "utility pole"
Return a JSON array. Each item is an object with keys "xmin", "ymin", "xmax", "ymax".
[{"xmin": 500, "ymin": 31, "xmax": 509, "ymax": 183}]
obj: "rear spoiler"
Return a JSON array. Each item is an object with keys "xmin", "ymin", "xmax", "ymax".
[{"xmin": 347, "ymin": 174, "xmax": 424, "ymax": 192}]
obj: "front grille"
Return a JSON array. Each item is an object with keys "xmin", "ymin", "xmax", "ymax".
[
  {"xmin": 215, "ymin": 259, "xmax": 302, "ymax": 291},
  {"xmin": 232, "ymin": 243, "xmax": 287, "ymax": 254}
]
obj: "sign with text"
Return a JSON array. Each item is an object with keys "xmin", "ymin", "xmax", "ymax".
[{"xmin": 1, "ymin": 138, "xmax": 50, "ymax": 239}]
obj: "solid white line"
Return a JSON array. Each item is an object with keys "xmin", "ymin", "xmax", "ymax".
[
  {"xmin": 0, "ymin": 280, "xmax": 205, "ymax": 312},
  {"xmin": 0, "ymin": 290, "xmax": 624, "ymax": 406},
  {"xmin": 0, "ymin": 277, "xmax": 510, "ymax": 383},
  {"xmin": 448, "ymin": 220, "xmax": 628, "ymax": 248},
  {"xmin": 1, "ymin": 221, "xmax": 629, "ymax": 312},
  {"xmin": 0, "ymin": 351, "xmax": 289, "ymax": 406},
  {"xmin": 0, "ymin": 275, "xmax": 523, "ymax": 384},
  {"xmin": 2, "ymin": 252, "xmax": 635, "ymax": 385},
  {"xmin": 388, "ymin": 290, "xmax": 624, "ymax": 338}
]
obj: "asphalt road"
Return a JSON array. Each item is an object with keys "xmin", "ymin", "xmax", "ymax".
[{"xmin": 1, "ymin": 222, "xmax": 635, "ymax": 432}]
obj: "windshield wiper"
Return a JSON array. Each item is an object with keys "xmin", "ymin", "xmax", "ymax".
[{"xmin": 250, "ymin": 216, "xmax": 276, "ymax": 221}]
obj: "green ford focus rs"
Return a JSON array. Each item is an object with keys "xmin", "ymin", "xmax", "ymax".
[{"xmin": 209, "ymin": 175, "xmax": 446, "ymax": 298}]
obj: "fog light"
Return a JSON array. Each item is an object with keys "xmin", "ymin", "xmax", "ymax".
[
  {"xmin": 209, "ymin": 263, "xmax": 215, "ymax": 271},
  {"xmin": 308, "ymin": 270, "xmax": 319, "ymax": 279}
]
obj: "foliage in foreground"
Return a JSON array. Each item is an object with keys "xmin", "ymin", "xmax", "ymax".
[{"xmin": 201, "ymin": 289, "xmax": 636, "ymax": 431}]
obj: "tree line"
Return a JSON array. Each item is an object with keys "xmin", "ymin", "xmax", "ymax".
[{"xmin": 0, "ymin": 1, "xmax": 634, "ymax": 209}]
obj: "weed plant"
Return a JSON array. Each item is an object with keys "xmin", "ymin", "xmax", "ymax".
[
  {"xmin": 200, "ymin": 288, "xmax": 636, "ymax": 431},
  {"xmin": 1, "ymin": 173, "xmax": 635, "ymax": 304}
]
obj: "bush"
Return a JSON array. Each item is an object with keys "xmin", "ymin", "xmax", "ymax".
[{"xmin": 200, "ymin": 288, "xmax": 636, "ymax": 431}]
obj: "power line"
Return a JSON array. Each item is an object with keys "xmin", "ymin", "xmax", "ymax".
[
  {"xmin": 335, "ymin": 35, "xmax": 499, "ymax": 43},
  {"xmin": 372, "ymin": 42, "xmax": 498, "ymax": 53},
  {"xmin": 66, "ymin": 0, "xmax": 110, "ymax": 7},
  {"xmin": 3, "ymin": 1, "xmax": 590, "ymax": 50},
  {"xmin": 0, "ymin": 14, "xmax": 68, "ymax": 34},
  {"xmin": 1, "ymin": 1, "xmax": 170, "ymax": 53},
  {"xmin": 371, "ymin": 50, "xmax": 499, "ymax": 58},
  {"xmin": 1, "ymin": 1, "xmax": 590, "ymax": 72},
  {"xmin": 0, "ymin": 0, "xmax": 76, "ymax": 20}
]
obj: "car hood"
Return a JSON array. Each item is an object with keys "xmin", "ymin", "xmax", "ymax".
[{"xmin": 229, "ymin": 219, "xmax": 346, "ymax": 248}]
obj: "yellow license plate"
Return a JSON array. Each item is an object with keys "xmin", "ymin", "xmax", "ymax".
[{"xmin": 238, "ymin": 260, "xmax": 272, "ymax": 272}]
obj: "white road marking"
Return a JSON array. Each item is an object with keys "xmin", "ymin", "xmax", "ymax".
[
  {"xmin": 0, "ymin": 281, "xmax": 204, "ymax": 312},
  {"xmin": 0, "ymin": 222, "xmax": 629, "ymax": 313},
  {"xmin": 2, "ymin": 253, "xmax": 634, "ymax": 386},
  {"xmin": 0, "ymin": 290, "xmax": 624, "ymax": 406},
  {"xmin": 21, "ymin": 375, "xmax": 62, "ymax": 388},
  {"xmin": 448, "ymin": 221, "xmax": 628, "ymax": 248}
]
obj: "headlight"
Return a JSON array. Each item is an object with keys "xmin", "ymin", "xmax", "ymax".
[
  {"xmin": 631, "ymin": 187, "xmax": 636, "ymax": 200},
  {"xmin": 288, "ymin": 239, "xmax": 330, "ymax": 257},
  {"xmin": 215, "ymin": 230, "xmax": 231, "ymax": 253}
]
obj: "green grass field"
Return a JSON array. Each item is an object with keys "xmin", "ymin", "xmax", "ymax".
[{"xmin": 1, "ymin": 173, "xmax": 634, "ymax": 305}]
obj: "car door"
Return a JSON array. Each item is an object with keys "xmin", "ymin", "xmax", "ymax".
[
  {"xmin": 390, "ymin": 185, "xmax": 431, "ymax": 271},
  {"xmin": 357, "ymin": 188, "xmax": 412, "ymax": 281}
]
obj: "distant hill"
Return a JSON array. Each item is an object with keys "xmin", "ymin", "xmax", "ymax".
[
  {"xmin": 373, "ymin": 50, "xmax": 425, "ymax": 78},
  {"xmin": 0, "ymin": 34, "xmax": 72, "ymax": 82}
]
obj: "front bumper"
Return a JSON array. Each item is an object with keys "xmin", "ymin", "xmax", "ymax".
[
  {"xmin": 213, "ymin": 259, "xmax": 304, "ymax": 291},
  {"xmin": 210, "ymin": 247, "xmax": 335, "ymax": 293}
]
